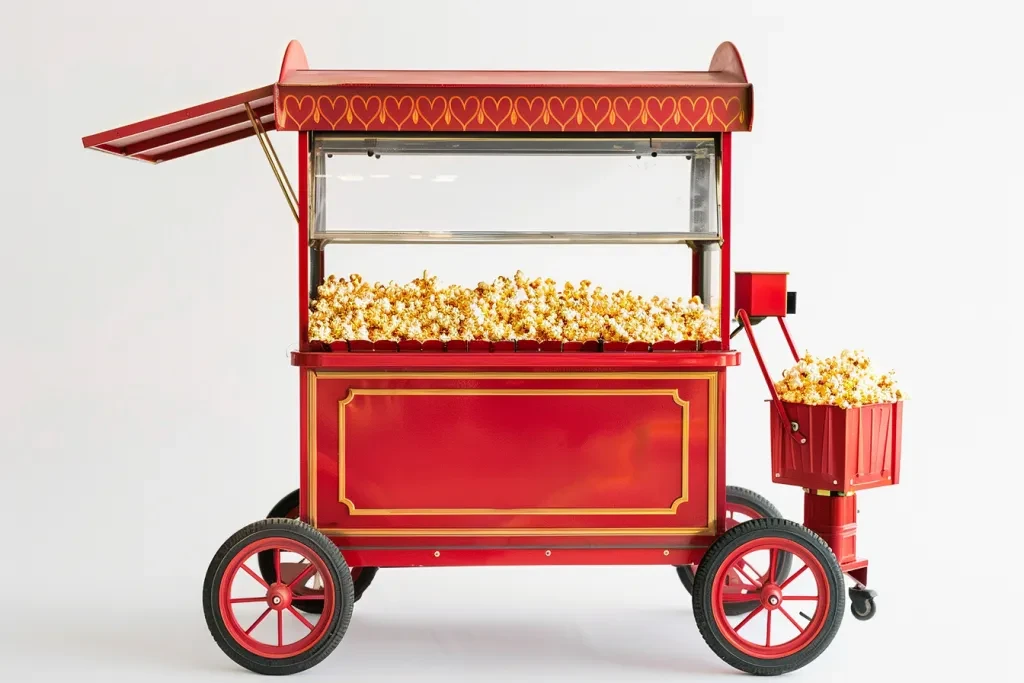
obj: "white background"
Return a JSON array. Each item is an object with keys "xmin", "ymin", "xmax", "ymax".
[{"xmin": 1, "ymin": 1, "xmax": 1020, "ymax": 681}]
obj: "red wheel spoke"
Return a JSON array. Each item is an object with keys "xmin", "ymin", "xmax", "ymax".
[
  {"xmin": 733, "ymin": 604, "xmax": 764, "ymax": 632},
  {"xmin": 766, "ymin": 610, "xmax": 772, "ymax": 647},
  {"xmin": 724, "ymin": 568, "xmax": 760, "ymax": 591},
  {"xmin": 779, "ymin": 606, "xmax": 805, "ymax": 632},
  {"xmin": 288, "ymin": 606, "xmax": 316, "ymax": 631},
  {"xmin": 277, "ymin": 610, "xmax": 284, "ymax": 647},
  {"xmin": 230, "ymin": 597, "xmax": 268, "ymax": 604},
  {"xmin": 735, "ymin": 560, "xmax": 763, "ymax": 588},
  {"xmin": 769, "ymin": 549, "xmax": 777, "ymax": 583},
  {"xmin": 782, "ymin": 595, "xmax": 819, "ymax": 600},
  {"xmin": 293, "ymin": 594, "xmax": 325, "ymax": 600},
  {"xmin": 240, "ymin": 563, "xmax": 270, "ymax": 589},
  {"xmin": 778, "ymin": 564, "xmax": 808, "ymax": 590},
  {"xmin": 274, "ymin": 549, "xmax": 282, "ymax": 584},
  {"xmin": 245, "ymin": 607, "xmax": 272, "ymax": 635},
  {"xmin": 287, "ymin": 563, "xmax": 317, "ymax": 590},
  {"xmin": 721, "ymin": 592, "xmax": 760, "ymax": 602}
]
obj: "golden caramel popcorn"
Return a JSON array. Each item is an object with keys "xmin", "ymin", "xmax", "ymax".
[
  {"xmin": 308, "ymin": 271, "xmax": 721, "ymax": 344},
  {"xmin": 775, "ymin": 349, "xmax": 906, "ymax": 408}
]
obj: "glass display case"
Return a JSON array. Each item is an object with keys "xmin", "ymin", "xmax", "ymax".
[{"xmin": 309, "ymin": 134, "xmax": 723, "ymax": 340}]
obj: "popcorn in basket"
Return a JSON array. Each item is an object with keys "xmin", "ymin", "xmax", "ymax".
[{"xmin": 775, "ymin": 349, "xmax": 906, "ymax": 408}]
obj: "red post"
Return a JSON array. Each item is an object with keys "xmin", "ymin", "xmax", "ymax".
[
  {"xmin": 803, "ymin": 492, "xmax": 858, "ymax": 566},
  {"xmin": 298, "ymin": 132, "xmax": 310, "ymax": 352},
  {"xmin": 803, "ymin": 490, "xmax": 868, "ymax": 585},
  {"xmin": 719, "ymin": 133, "xmax": 732, "ymax": 351},
  {"xmin": 298, "ymin": 133, "xmax": 310, "ymax": 522}
]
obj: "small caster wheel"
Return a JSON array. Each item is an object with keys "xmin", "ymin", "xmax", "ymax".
[{"xmin": 849, "ymin": 585, "xmax": 877, "ymax": 621}]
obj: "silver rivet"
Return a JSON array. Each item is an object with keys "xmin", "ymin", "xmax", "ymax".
[
  {"xmin": 272, "ymin": 596, "xmax": 281, "ymax": 605},
  {"xmin": 545, "ymin": 550, "xmax": 551, "ymax": 557},
  {"xmin": 850, "ymin": 479, "xmax": 854, "ymax": 485},
  {"xmin": 775, "ymin": 473, "xmax": 780, "ymax": 477},
  {"xmin": 663, "ymin": 550, "xmax": 670, "ymax": 556},
  {"xmin": 887, "ymin": 475, "xmax": 891, "ymax": 480},
  {"xmin": 433, "ymin": 551, "xmax": 440, "ymax": 558},
  {"xmin": 833, "ymin": 480, "xmax": 838, "ymax": 485}
]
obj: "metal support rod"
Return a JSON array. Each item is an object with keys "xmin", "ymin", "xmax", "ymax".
[
  {"xmin": 735, "ymin": 309, "xmax": 806, "ymax": 444},
  {"xmin": 309, "ymin": 230, "xmax": 721, "ymax": 245},
  {"xmin": 252, "ymin": 110, "xmax": 298, "ymax": 209},
  {"xmin": 778, "ymin": 316, "xmax": 800, "ymax": 363},
  {"xmin": 244, "ymin": 102, "xmax": 299, "ymax": 223}
]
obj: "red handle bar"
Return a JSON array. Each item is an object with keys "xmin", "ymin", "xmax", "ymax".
[{"xmin": 735, "ymin": 309, "xmax": 807, "ymax": 445}]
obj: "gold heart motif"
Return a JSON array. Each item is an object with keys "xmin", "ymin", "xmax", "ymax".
[
  {"xmin": 580, "ymin": 96, "xmax": 611, "ymax": 131},
  {"xmin": 349, "ymin": 95, "xmax": 382, "ymax": 129},
  {"xmin": 316, "ymin": 95, "xmax": 349, "ymax": 130},
  {"xmin": 547, "ymin": 96, "xmax": 579, "ymax": 131},
  {"xmin": 449, "ymin": 96, "xmax": 481, "ymax": 131},
  {"xmin": 644, "ymin": 96, "xmax": 676, "ymax": 131},
  {"xmin": 383, "ymin": 95, "xmax": 414, "ymax": 130},
  {"xmin": 711, "ymin": 96, "xmax": 744, "ymax": 130},
  {"xmin": 283, "ymin": 95, "xmax": 315, "ymax": 129},
  {"xmin": 612, "ymin": 96, "xmax": 644, "ymax": 130},
  {"xmin": 482, "ymin": 96, "xmax": 513, "ymax": 130},
  {"xmin": 415, "ymin": 95, "xmax": 447, "ymax": 130},
  {"xmin": 678, "ymin": 96, "xmax": 710, "ymax": 131},
  {"xmin": 513, "ymin": 96, "xmax": 546, "ymax": 130}
]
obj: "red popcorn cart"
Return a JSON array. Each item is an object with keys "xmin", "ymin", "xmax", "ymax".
[{"xmin": 82, "ymin": 39, "xmax": 903, "ymax": 676}]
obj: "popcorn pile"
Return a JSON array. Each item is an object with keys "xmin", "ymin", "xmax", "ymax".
[
  {"xmin": 775, "ymin": 349, "xmax": 905, "ymax": 408},
  {"xmin": 308, "ymin": 271, "xmax": 720, "ymax": 343}
]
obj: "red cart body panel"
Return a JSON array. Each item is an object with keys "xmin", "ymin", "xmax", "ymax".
[
  {"xmin": 296, "ymin": 354, "xmax": 729, "ymax": 567},
  {"xmin": 292, "ymin": 352, "xmax": 733, "ymax": 565}
]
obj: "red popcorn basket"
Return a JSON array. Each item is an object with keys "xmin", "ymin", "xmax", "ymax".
[
  {"xmin": 770, "ymin": 400, "xmax": 903, "ymax": 493},
  {"xmin": 735, "ymin": 308, "xmax": 905, "ymax": 494}
]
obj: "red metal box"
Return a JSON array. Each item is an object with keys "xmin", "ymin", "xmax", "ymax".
[
  {"xmin": 734, "ymin": 271, "xmax": 788, "ymax": 318},
  {"xmin": 770, "ymin": 401, "xmax": 903, "ymax": 493}
]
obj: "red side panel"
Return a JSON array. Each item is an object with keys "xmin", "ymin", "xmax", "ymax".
[
  {"xmin": 82, "ymin": 84, "xmax": 276, "ymax": 163},
  {"xmin": 304, "ymin": 369, "xmax": 721, "ymax": 552}
]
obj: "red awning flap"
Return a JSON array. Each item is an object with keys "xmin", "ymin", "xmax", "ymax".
[{"xmin": 82, "ymin": 84, "xmax": 276, "ymax": 163}]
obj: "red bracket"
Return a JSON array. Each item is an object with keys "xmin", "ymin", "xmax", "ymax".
[{"xmin": 735, "ymin": 309, "xmax": 806, "ymax": 445}]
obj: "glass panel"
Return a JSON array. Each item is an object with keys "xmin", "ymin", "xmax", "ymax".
[
  {"xmin": 309, "ymin": 134, "xmax": 722, "ymax": 343},
  {"xmin": 311, "ymin": 135, "xmax": 717, "ymax": 239}
]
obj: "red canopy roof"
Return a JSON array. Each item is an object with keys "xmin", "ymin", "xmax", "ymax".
[{"xmin": 83, "ymin": 40, "xmax": 752, "ymax": 162}]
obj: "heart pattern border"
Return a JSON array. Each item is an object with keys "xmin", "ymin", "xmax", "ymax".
[{"xmin": 276, "ymin": 90, "xmax": 749, "ymax": 133}]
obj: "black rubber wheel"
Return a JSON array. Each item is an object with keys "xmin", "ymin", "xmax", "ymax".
[
  {"xmin": 203, "ymin": 518, "xmax": 354, "ymax": 676},
  {"xmin": 849, "ymin": 587, "xmax": 877, "ymax": 621},
  {"xmin": 692, "ymin": 518, "xmax": 845, "ymax": 676},
  {"xmin": 258, "ymin": 489, "xmax": 378, "ymax": 612},
  {"xmin": 677, "ymin": 486, "xmax": 794, "ymax": 615}
]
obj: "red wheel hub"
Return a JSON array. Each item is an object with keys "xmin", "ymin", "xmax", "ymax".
[
  {"xmin": 759, "ymin": 583, "xmax": 783, "ymax": 610},
  {"xmin": 266, "ymin": 584, "xmax": 294, "ymax": 611}
]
